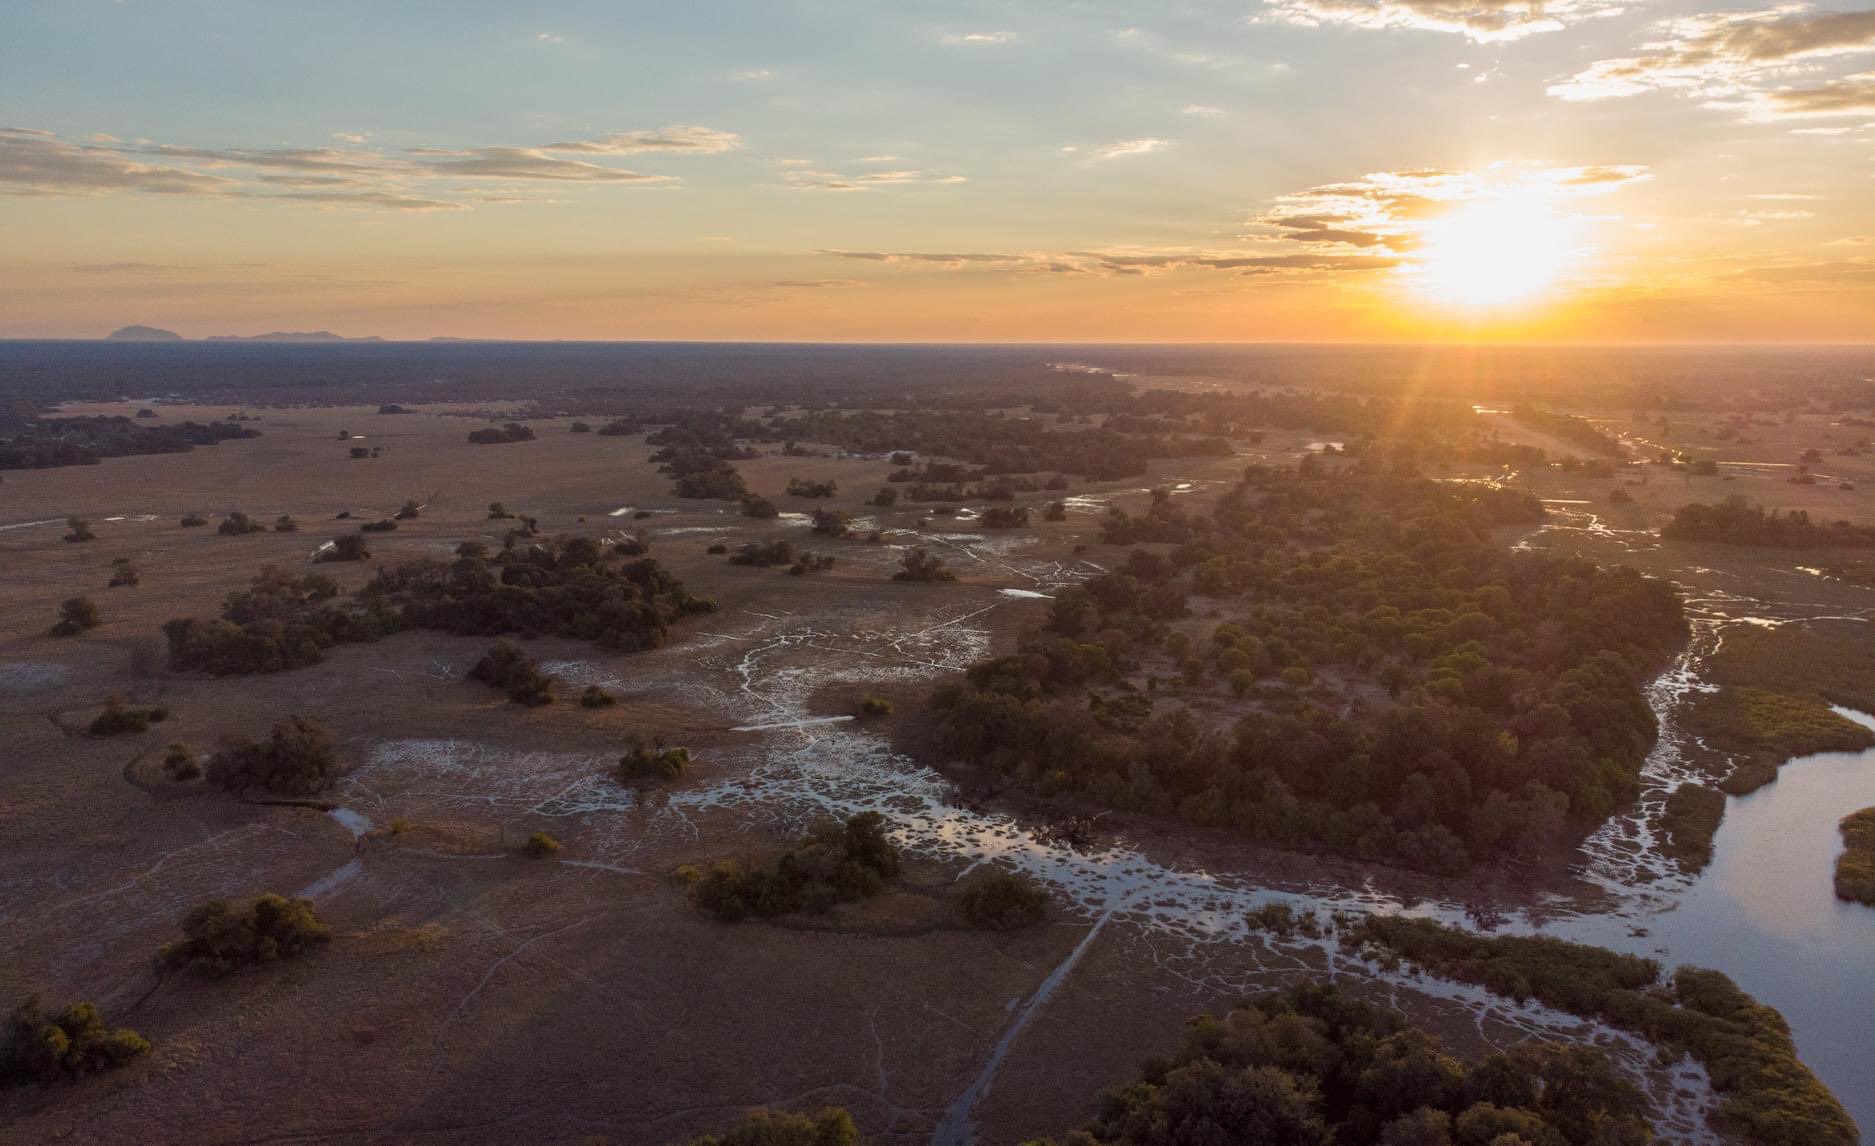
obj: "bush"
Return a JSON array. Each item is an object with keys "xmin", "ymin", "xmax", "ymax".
[
  {"xmin": 161, "ymin": 894, "xmax": 332, "ymax": 978},
  {"xmin": 870, "ymin": 487, "xmax": 898, "ymax": 507},
  {"xmin": 393, "ymin": 500, "xmax": 421, "ymax": 521},
  {"xmin": 89, "ymin": 696, "xmax": 167, "ymax": 736},
  {"xmin": 207, "ymin": 715, "xmax": 341, "ymax": 796},
  {"xmin": 1, "ymin": 997, "xmax": 150, "ymax": 1085},
  {"xmin": 570, "ymin": 421, "xmax": 592, "ymax": 433},
  {"xmin": 51, "ymin": 596, "xmax": 101, "ymax": 636},
  {"xmin": 467, "ymin": 422, "xmax": 535, "ymax": 445},
  {"xmin": 893, "ymin": 548, "xmax": 956, "ymax": 582},
  {"xmin": 959, "ymin": 870, "xmax": 1049, "ymax": 930},
  {"xmin": 273, "ymin": 514, "xmax": 298, "ymax": 533},
  {"xmin": 740, "ymin": 495, "xmax": 779, "ymax": 519},
  {"xmin": 786, "ymin": 477, "xmax": 837, "ymax": 498},
  {"xmin": 487, "ymin": 502, "xmax": 514, "ymax": 520},
  {"xmin": 857, "ymin": 696, "xmax": 893, "ymax": 717},
  {"xmin": 315, "ymin": 534, "xmax": 371, "ymax": 563},
  {"xmin": 982, "ymin": 506, "xmax": 1029, "ymax": 529},
  {"xmin": 1609, "ymin": 487, "xmax": 1635, "ymax": 505},
  {"xmin": 522, "ymin": 831, "xmax": 562, "ymax": 858},
  {"xmin": 218, "ymin": 511, "xmax": 267, "ymax": 536},
  {"xmin": 691, "ymin": 813, "xmax": 899, "ymax": 922},
  {"xmin": 809, "ymin": 508, "xmax": 851, "ymax": 537},
  {"xmin": 1044, "ymin": 500, "xmax": 1068, "ymax": 522},
  {"xmin": 619, "ymin": 735, "xmax": 691, "ymax": 783},
  {"xmin": 706, "ymin": 543, "xmax": 728, "ymax": 555},
  {"xmin": 349, "ymin": 447, "xmax": 371, "ymax": 459},
  {"xmin": 359, "ymin": 518, "xmax": 397, "ymax": 533},
  {"xmin": 730, "ymin": 539, "xmax": 795, "ymax": 567},
  {"xmin": 180, "ymin": 512, "xmax": 208, "ymax": 527},
  {"xmin": 107, "ymin": 557, "xmax": 141, "ymax": 587},
  {"xmin": 163, "ymin": 743, "xmax": 202, "ymax": 781},
  {"xmin": 685, "ymin": 1108, "xmax": 859, "ymax": 1146},
  {"xmin": 62, "ymin": 516, "xmax": 96, "ymax": 543},
  {"xmin": 788, "ymin": 551, "xmax": 836, "ymax": 576},
  {"xmin": 468, "ymin": 642, "xmax": 555, "ymax": 706},
  {"xmin": 579, "ymin": 685, "xmax": 617, "ymax": 709}
]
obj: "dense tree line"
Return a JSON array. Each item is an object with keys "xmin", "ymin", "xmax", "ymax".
[
  {"xmin": 164, "ymin": 535, "xmax": 716, "ymax": 675},
  {"xmin": 1662, "ymin": 496, "xmax": 1875, "ymax": 548},
  {"xmin": 1028, "ymin": 983, "xmax": 1650, "ymax": 1146},
  {"xmin": 0, "ymin": 413, "xmax": 258, "ymax": 471},
  {"xmin": 1512, "ymin": 408, "xmax": 1625, "ymax": 456},
  {"xmin": 933, "ymin": 463, "xmax": 1687, "ymax": 872}
]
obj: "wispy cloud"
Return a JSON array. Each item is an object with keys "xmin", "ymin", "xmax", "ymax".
[
  {"xmin": 1261, "ymin": 0, "xmax": 1627, "ymax": 43},
  {"xmin": 541, "ymin": 126, "xmax": 742, "ymax": 155},
  {"xmin": 1182, "ymin": 104, "xmax": 1227, "ymax": 117},
  {"xmin": 940, "ymin": 31, "xmax": 1015, "ymax": 45},
  {"xmin": 1550, "ymin": 6, "xmax": 1875, "ymax": 120},
  {"xmin": 784, "ymin": 168, "xmax": 966, "ymax": 191},
  {"xmin": 731, "ymin": 67, "xmax": 774, "ymax": 81},
  {"xmin": 0, "ymin": 124, "xmax": 740, "ymax": 208},
  {"xmin": 1091, "ymin": 138, "xmax": 1171, "ymax": 160}
]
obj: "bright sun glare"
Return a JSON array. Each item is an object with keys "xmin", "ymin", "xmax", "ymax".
[{"xmin": 1404, "ymin": 193, "xmax": 1580, "ymax": 309}]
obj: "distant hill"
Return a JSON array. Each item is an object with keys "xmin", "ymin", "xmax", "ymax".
[
  {"xmin": 205, "ymin": 331, "xmax": 384, "ymax": 343},
  {"xmin": 105, "ymin": 325, "xmax": 184, "ymax": 342}
]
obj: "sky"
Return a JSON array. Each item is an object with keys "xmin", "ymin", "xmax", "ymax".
[{"xmin": 1, "ymin": 0, "xmax": 1872, "ymax": 343}]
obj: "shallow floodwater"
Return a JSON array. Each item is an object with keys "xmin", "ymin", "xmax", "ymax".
[{"xmin": 1554, "ymin": 709, "xmax": 1875, "ymax": 1134}]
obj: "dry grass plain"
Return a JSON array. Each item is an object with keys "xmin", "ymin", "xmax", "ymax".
[{"xmin": 2, "ymin": 398, "xmax": 1871, "ymax": 1143}]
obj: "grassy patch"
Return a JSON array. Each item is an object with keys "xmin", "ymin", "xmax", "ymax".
[
  {"xmin": 1834, "ymin": 807, "xmax": 1875, "ymax": 907},
  {"xmin": 1660, "ymin": 783, "xmax": 1727, "ymax": 872},
  {"xmin": 1681, "ymin": 687, "xmax": 1874, "ymax": 795},
  {"xmin": 1351, "ymin": 916, "xmax": 1856, "ymax": 1146}
]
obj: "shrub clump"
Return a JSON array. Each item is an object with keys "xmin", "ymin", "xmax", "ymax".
[
  {"xmin": 63, "ymin": 516, "xmax": 96, "ymax": 543},
  {"xmin": 315, "ymin": 534, "xmax": 371, "ymax": 563},
  {"xmin": 162, "ymin": 743, "xmax": 202, "ymax": 781},
  {"xmin": 892, "ymin": 547, "xmax": 955, "ymax": 582},
  {"xmin": 785, "ymin": 477, "xmax": 837, "ymax": 499},
  {"xmin": 690, "ymin": 813, "xmax": 899, "ymax": 921},
  {"xmin": 180, "ymin": 512, "xmax": 208, "ymax": 527},
  {"xmin": 1834, "ymin": 806, "xmax": 1875, "ymax": 906},
  {"xmin": 685, "ymin": 1107, "xmax": 859, "ymax": 1146},
  {"xmin": 1661, "ymin": 782, "xmax": 1727, "ymax": 872},
  {"xmin": 522, "ymin": 831, "xmax": 562, "ymax": 858},
  {"xmin": 161, "ymin": 894, "xmax": 332, "ymax": 978},
  {"xmin": 469, "ymin": 641, "xmax": 556, "ymax": 705},
  {"xmin": 579, "ymin": 685, "xmax": 617, "ymax": 709},
  {"xmin": 959, "ymin": 870, "xmax": 1049, "ymax": 930},
  {"xmin": 857, "ymin": 696, "xmax": 893, "ymax": 718},
  {"xmin": 730, "ymin": 539, "xmax": 796, "ymax": 567},
  {"xmin": 619, "ymin": 735, "xmax": 691, "ymax": 784},
  {"xmin": 107, "ymin": 557, "xmax": 141, "ymax": 587},
  {"xmin": 88, "ymin": 696, "xmax": 169, "ymax": 736},
  {"xmin": 218, "ymin": 511, "xmax": 267, "ymax": 536},
  {"xmin": 206, "ymin": 715, "xmax": 341, "ymax": 796},
  {"xmin": 467, "ymin": 422, "xmax": 536, "ymax": 445},
  {"xmin": 1, "ymin": 997, "xmax": 150, "ymax": 1085},
  {"xmin": 50, "ymin": 596, "xmax": 101, "ymax": 637}
]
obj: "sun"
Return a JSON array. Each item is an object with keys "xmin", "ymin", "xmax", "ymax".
[{"xmin": 1402, "ymin": 192, "xmax": 1581, "ymax": 309}]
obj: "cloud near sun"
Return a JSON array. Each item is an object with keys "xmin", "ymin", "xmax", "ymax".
[
  {"xmin": 816, "ymin": 163, "xmax": 1651, "ymax": 306},
  {"xmin": 0, "ymin": 125, "xmax": 743, "ymax": 209}
]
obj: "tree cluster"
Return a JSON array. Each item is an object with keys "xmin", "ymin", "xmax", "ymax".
[
  {"xmin": 934, "ymin": 465, "xmax": 1686, "ymax": 872},
  {"xmin": 1030, "ymin": 983, "xmax": 1650, "ymax": 1146},
  {"xmin": 2, "ymin": 998, "xmax": 149, "ymax": 1086},
  {"xmin": 161, "ymin": 894, "xmax": 332, "ymax": 978},
  {"xmin": 1662, "ymin": 496, "xmax": 1875, "ymax": 548},
  {"xmin": 689, "ymin": 812, "xmax": 898, "ymax": 921},
  {"xmin": 0, "ymin": 414, "xmax": 258, "ymax": 472}
]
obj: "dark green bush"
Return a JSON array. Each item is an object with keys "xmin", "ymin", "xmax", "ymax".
[
  {"xmin": 619, "ymin": 736, "xmax": 690, "ymax": 783},
  {"xmin": 162, "ymin": 893, "xmax": 332, "ymax": 977},
  {"xmin": 579, "ymin": 685, "xmax": 617, "ymax": 709},
  {"xmin": 1, "ymin": 997, "xmax": 149, "ymax": 1085},
  {"xmin": 50, "ymin": 596, "xmax": 101, "ymax": 637},
  {"xmin": 960, "ymin": 870, "xmax": 1049, "ymax": 930},
  {"xmin": 89, "ymin": 696, "xmax": 167, "ymax": 736},
  {"xmin": 692, "ymin": 813, "xmax": 898, "ymax": 922},
  {"xmin": 468, "ymin": 641, "xmax": 555, "ymax": 705},
  {"xmin": 206, "ymin": 715, "xmax": 340, "ymax": 796},
  {"xmin": 686, "ymin": 1107, "xmax": 859, "ymax": 1146}
]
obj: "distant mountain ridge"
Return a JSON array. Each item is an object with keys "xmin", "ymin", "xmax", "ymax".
[
  {"xmin": 105, "ymin": 325, "xmax": 184, "ymax": 342},
  {"xmin": 204, "ymin": 331, "xmax": 384, "ymax": 343}
]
